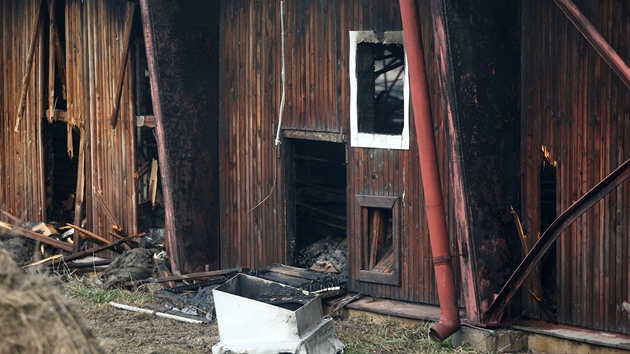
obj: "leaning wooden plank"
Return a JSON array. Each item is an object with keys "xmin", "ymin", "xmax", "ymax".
[
  {"xmin": 72, "ymin": 133, "xmax": 86, "ymax": 252},
  {"xmin": 42, "ymin": 236, "xmax": 139, "ymax": 268},
  {"xmin": 128, "ymin": 268, "xmax": 244, "ymax": 285},
  {"xmin": 14, "ymin": 0, "xmax": 43, "ymax": 132},
  {"xmin": 47, "ymin": 0, "xmax": 55, "ymax": 123},
  {"xmin": 63, "ymin": 223, "xmax": 110, "ymax": 245},
  {"xmin": 93, "ymin": 187, "xmax": 122, "ymax": 231},
  {"xmin": 149, "ymin": 158, "xmax": 159, "ymax": 207},
  {"xmin": 0, "ymin": 210, "xmax": 27, "ymax": 226},
  {"xmin": 109, "ymin": 302, "xmax": 204, "ymax": 324},
  {"xmin": 46, "ymin": 0, "xmax": 66, "ymax": 99},
  {"xmin": 0, "ymin": 221, "xmax": 72, "ymax": 252},
  {"xmin": 23, "ymin": 254, "xmax": 63, "ymax": 268},
  {"xmin": 266, "ymin": 264, "xmax": 327, "ymax": 281},
  {"xmin": 109, "ymin": 3, "xmax": 136, "ymax": 129},
  {"xmin": 368, "ymin": 209, "xmax": 384, "ymax": 269}
]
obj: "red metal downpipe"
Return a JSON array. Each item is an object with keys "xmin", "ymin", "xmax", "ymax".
[{"xmin": 399, "ymin": 0, "xmax": 461, "ymax": 342}]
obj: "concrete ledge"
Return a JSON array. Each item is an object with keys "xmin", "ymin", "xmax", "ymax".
[
  {"xmin": 450, "ymin": 325, "xmax": 528, "ymax": 353},
  {"xmin": 514, "ymin": 320, "xmax": 630, "ymax": 353},
  {"xmin": 335, "ymin": 297, "xmax": 630, "ymax": 353},
  {"xmin": 345, "ymin": 297, "xmax": 443, "ymax": 321}
]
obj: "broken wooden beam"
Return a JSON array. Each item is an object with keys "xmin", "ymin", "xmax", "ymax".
[
  {"xmin": 0, "ymin": 221, "xmax": 72, "ymax": 252},
  {"xmin": 42, "ymin": 236, "xmax": 140, "ymax": 268},
  {"xmin": 123, "ymin": 268, "xmax": 244, "ymax": 286},
  {"xmin": 63, "ymin": 224, "xmax": 111, "ymax": 245},
  {"xmin": 14, "ymin": 0, "xmax": 43, "ymax": 132},
  {"xmin": 135, "ymin": 115, "xmax": 156, "ymax": 128},
  {"xmin": 110, "ymin": 2, "xmax": 136, "ymax": 130},
  {"xmin": 46, "ymin": 0, "xmax": 66, "ymax": 100}
]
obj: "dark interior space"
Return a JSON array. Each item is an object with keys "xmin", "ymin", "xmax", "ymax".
[
  {"xmin": 136, "ymin": 126, "xmax": 164, "ymax": 232},
  {"xmin": 356, "ymin": 42, "xmax": 405, "ymax": 135},
  {"xmin": 540, "ymin": 164, "xmax": 557, "ymax": 314},
  {"xmin": 43, "ymin": 120, "xmax": 79, "ymax": 224},
  {"xmin": 132, "ymin": 10, "xmax": 152, "ymax": 117},
  {"xmin": 286, "ymin": 139, "xmax": 347, "ymax": 273},
  {"xmin": 44, "ymin": 0, "xmax": 67, "ymax": 112}
]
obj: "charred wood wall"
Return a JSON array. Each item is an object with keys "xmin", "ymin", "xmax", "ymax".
[
  {"xmin": 140, "ymin": 0, "xmax": 221, "ymax": 273},
  {"xmin": 522, "ymin": 0, "xmax": 630, "ymax": 333},
  {"xmin": 0, "ymin": 0, "xmax": 47, "ymax": 222},
  {"xmin": 218, "ymin": 0, "xmax": 459, "ymax": 305},
  {"xmin": 74, "ymin": 0, "xmax": 138, "ymax": 243},
  {"xmin": 1, "ymin": 0, "xmax": 137, "ymax": 242},
  {"xmin": 433, "ymin": 0, "xmax": 522, "ymax": 323}
]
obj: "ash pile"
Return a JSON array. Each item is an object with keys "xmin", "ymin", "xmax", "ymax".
[{"xmin": 296, "ymin": 235, "xmax": 348, "ymax": 281}]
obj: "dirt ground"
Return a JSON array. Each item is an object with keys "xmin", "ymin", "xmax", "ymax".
[
  {"xmin": 75, "ymin": 300, "xmax": 219, "ymax": 354},
  {"xmin": 73, "ymin": 297, "xmax": 481, "ymax": 354}
]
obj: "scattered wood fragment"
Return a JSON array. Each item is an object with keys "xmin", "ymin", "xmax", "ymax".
[
  {"xmin": 0, "ymin": 221, "xmax": 72, "ymax": 252},
  {"xmin": 155, "ymin": 258, "xmax": 174, "ymax": 288},
  {"xmin": 109, "ymin": 302, "xmax": 205, "ymax": 324},
  {"xmin": 149, "ymin": 158, "xmax": 159, "ymax": 207},
  {"xmin": 329, "ymin": 292, "xmax": 362, "ymax": 315},
  {"xmin": 63, "ymin": 224, "xmax": 110, "ymax": 245},
  {"xmin": 42, "ymin": 235, "xmax": 141, "ymax": 268},
  {"xmin": 122, "ymin": 268, "xmax": 245, "ymax": 286},
  {"xmin": 23, "ymin": 254, "xmax": 63, "ymax": 268},
  {"xmin": 93, "ymin": 188, "xmax": 123, "ymax": 232}
]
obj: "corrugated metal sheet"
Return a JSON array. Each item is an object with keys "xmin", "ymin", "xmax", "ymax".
[
  {"xmin": 218, "ymin": 0, "xmax": 457, "ymax": 305},
  {"xmin": 522, "ymin": 0, "xmax": 630, "ymax": 333}
]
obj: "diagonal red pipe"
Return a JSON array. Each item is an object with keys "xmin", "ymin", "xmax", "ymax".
[{"xmin": 399, "ymin": 0, "xmax": 461, "ymax": 342}]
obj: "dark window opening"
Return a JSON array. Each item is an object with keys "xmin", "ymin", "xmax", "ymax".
[
  {"xmin": 286, "ymin": 139, "xmax": 347, "ymax": 275},
  {"xmin": 366, "ymin": 207, "xmax": 393, "ymax": 272},
  {"xmin": 43, "ymin": 121, "xmax": 79, "ymax": 224},
  {"xmin": 356, "ymin": 195, "xmax": 400, "ymax": 286},
  {"xmin": 540, "ymin": 165, "xmax": 557, "ymax": 314},
  {"xmin": 356, "ymin": 42, "xmax": 405, "ymax": 135}
]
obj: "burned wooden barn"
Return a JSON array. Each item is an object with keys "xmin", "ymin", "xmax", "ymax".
[{"xmin": 2, "ymin": 0, "xmax": 630, "ymax": 344}]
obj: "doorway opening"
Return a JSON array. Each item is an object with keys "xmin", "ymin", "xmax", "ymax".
[
  {"xmin": 286, "ymin": 139, "xmax": 347, "ymax": 275},
  {"xmin": 43, "ymin": 121, "xmax": 80, "ymax": 224}
]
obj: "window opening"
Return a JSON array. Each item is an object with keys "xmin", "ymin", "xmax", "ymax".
[
  {"xmin": 367, "ymin": 207, "xmax": 394, "ymax": 272},
  {"xmin": 357, "ymin": 43, "xmax": 405, "ymax": 135},
  {"xmin": 350, "ymin": 31, "xmax": 409, "ymax": 150},
  {"xmin": 356, "ymin": 195, "xmax": 400, "ymax": 285}
]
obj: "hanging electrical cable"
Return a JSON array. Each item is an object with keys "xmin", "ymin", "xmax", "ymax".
[
  {"xmin": 249, "ymin": 0, "xmax": 285, "ymax": 213},
  {"xmin": 274, "ymin": 0, "xmax": 286, "ymax": 146}
]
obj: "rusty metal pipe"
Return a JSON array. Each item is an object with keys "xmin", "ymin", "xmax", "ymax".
[{"xmin": 399, "ymin": 0, "xmax": 460, "ymax": 342}]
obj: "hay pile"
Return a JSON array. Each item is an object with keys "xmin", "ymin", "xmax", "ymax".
[{"xmin": 0, "ymin": 249, "xmax": 105, "ymax": 354}]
